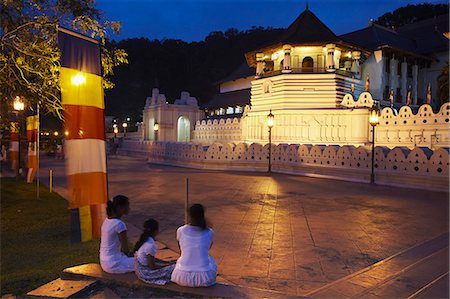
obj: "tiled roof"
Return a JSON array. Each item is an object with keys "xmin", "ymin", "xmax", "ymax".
[
  {"xmin": 202, "ymin": 88, "xmax": 251, "ymax": 109},
  {"xmin": 277, "ymin": 7, "xmax": 339, "ymax": 44}
]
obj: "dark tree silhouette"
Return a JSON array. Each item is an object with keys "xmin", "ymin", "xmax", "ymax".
[{"xmin": 375, "ymin": 3, "xmax": 448, "ymax": 28}]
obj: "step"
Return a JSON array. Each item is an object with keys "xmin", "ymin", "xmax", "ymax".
[
  {"xmin": 61, "ymin": 263, "xmax": 305, "ymax": 299},
  {"xmin": 411, "ymin": 272, "xmax": 449, "ymax": 299},
  {"xmin": 26, "ymin": 278, "xmax": 98, "ymax": 299},
  {"xmin": 307, "ymin": 232, "xmax": 449, "ymax": 298}
]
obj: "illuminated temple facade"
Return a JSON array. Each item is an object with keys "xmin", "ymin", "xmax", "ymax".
[{"xmin": 141, "ymin": 7, "xmax": 449, "ymax": 148}]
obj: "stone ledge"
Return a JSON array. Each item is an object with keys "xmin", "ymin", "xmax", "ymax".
[
  {"xmin": 26, "ymin": 278, "xmax": 98, "ymax": 299},
  {"xmin": 61, "ymin": 264, "xmax": 305, "ymax": 299}
]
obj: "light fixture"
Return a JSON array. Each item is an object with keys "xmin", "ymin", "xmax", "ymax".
[
  {"xmin": 267, "ymin": 110, "xmax": 274, "ymax": 129},
  {"xmin": 369, "ymin": 106, "xmax": 380, "ymax": 127},
  {"xmin": 122, "ymin": 122, "xmax": 127, "ymax": 128},
  {"xmin": 54, "ymin": 131, "xmax": 59, "ymax": 136},
  {"xmin": 153, "ymin": 121, "xmax": 159, "ymax": 132},
  {"xmin": 113, "ymin": 128, "xmax": 118, "ymax": 134},
  {"xmin": 13, "ymin": 96, "xmax": 25, "ymax": 111},
  {"xmin": 71, "ymin": 73, "xmax": 86, "ymax": 86},
  {"xmin": 64, "ymin": 131, "xmax": 69, "ymax": 136},
  {"xmin": 369, "ymin": 105, "xmax": 380, "ymax": 184}
]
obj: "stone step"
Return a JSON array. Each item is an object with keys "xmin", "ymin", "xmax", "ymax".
[
  {"xmin": 411, "ymin": 272, "xmax": 449, "ymax": 299},
  {"xmin": 61, "ymin": 263, "xmax": 305, "ymax": 298},
  {"xmin": 26, "ymin": 278, "xmax": 98, "ymax": 299},
  {"xmin": 307, "ymin": 232, "xmax": 449, "ymax": 298}
]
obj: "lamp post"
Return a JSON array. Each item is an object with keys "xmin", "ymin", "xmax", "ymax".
[
  {"xmin": 369, "ymin": 105, "xmax": 380, "ymax": 184},
  {"xmin": 267, "ymin": 110, "xmax": 274, "ymax": 173},
  {"xmin": 113, "ymin": 127, "xmax": 118, "ymax": 138},
  {"xmin": 122, "ymin": 122, "xmax": 127, "ymax": 137},
  {"xmin": 13, "ymin": 96, "xmax": 25, "ymax": 178},
  {"xmin": 153, "ymin": 121, "xmax": 159, "ymax": 141}
]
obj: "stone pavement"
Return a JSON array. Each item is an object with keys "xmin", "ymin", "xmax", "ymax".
[{"xmin": 40, "ymin": 155, "xmax": 449, "ymax": 296}]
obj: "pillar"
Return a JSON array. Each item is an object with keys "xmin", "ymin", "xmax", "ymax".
[
  {"xmin": 351, "ymin": 51, "xmax": 361, "ymax": 78},
  {"xmin": 326, "ymin": 44, "xmax": 335, "ymax": 71},
  {"xmin": 401, "ymin": 59, "xmax": 407, "ymax": 104},
  {"xmin": 412, "ymin": 64, "xmax": 418, "ymax": 105},
  {"xmin": 282, "ymin": 44, "xmax": 292, "ymax": 73},
  {"xmin": 390, "ymin": 55, "xmax": 398, "ymax": 101},
  {"xmin": 256, "ymin": 52, "xmax": 264, "ymax": 77}
]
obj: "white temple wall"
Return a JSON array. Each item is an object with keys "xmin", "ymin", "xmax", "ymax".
[
  {"xmin": 192, "ymin": 118, "xmax": 242, "ymax": 144},
  {"xmin": 119, "ymin": 140, "xmax": 449, "ymax": 192},
  {"xmin": 360, "ymin": 50, "xmax": 384, "ymax": 100}
]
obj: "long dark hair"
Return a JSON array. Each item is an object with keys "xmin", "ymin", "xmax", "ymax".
[
  {"xmin": 106, "ymin": 195, "xmax": 129, "ymax": 217},
  {"xmin": 134, "ymin": 218, "xmax": 159, "ymax": 252},
  {"xmin": 189, "ymin": 204, "xmax": 207, "ymax": 230}
]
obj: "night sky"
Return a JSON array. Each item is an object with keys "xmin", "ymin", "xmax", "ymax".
[{"xmin": 97, "ymin": 0, "xmax": 447, "ymax": 42}]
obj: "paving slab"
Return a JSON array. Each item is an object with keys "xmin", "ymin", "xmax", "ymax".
[
  {"xmin": 39, "ymin": 156, "xmax": 449, "ymax": 296},
  {"xmin": 26, "ymin": 278, "xmax": 98, "ymax": 298},
  {"xmin": 61, "ymin": 263, "xmax": 305, "ymax": 299}
]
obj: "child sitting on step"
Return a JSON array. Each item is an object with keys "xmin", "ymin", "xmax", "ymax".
[{"xmin": 134, "ymin": 218, "xmax": 175, "ymax": 285}]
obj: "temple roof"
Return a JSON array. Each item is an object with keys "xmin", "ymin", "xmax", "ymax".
[
  {"xmin": 277, "ymin": 7, "xmax": 339, "ymax": 44},
  {"xmin": 202, "ymin": 88, "xmax": 250, "ymax": 109},
  {"xmin": 215, "ymin": 63, "xmax": 255, "ymax": 85}
]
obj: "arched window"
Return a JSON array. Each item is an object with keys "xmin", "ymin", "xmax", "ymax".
[
  {"xmin": 177, "ymin": 116, "xmax": 191, "ymax": 142},
  {"xmin": 302, "ymin": 57, "xmax": 313, "ymax": 72}
]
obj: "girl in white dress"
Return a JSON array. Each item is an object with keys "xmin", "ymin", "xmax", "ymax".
[
  {"xmin": 171, "ymin": 204, "xmax": 217, "ymax": 287},
  {"xmin": 99, "ymin": 195, "xmax": 134, "ymax": 273},
  {"xmin": 134, "ymin": 218, "xmax": 175, "ymax": 285}
]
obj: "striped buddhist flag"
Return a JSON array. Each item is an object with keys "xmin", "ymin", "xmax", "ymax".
[
  {"xmin": 9, "ymin": 122, "xmax": 19, "ymax": 171},
  {"xmin": 26, "ymin": 114, "xmax": 39, "ymax": 183},
  {"xmin": 58, "ymin": 28, "xmax": 107, "ymax": 242}
]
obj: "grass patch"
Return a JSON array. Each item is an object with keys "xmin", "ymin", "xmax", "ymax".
[{"xmin": 0, "ymin": 178, "xmax": 99, "ymax": 296}]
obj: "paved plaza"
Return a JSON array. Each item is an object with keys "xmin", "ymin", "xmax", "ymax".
[{"xmin": 41, "ymin": 156, "xmax": 449, "ymax": 296}]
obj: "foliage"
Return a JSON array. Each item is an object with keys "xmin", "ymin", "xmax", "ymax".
[
  {"xmin": 437, "ymin": 62, "xmax": 449, "ymax": 105},
  {"xmin": 104, "ymin": 27, "xmax": 283, "ymax": 122},
  {"xmin": 0, "ymin": 178, "xmax": 98, "ymax": 296},
  {"xmin": 375, "ymin": 3, "xmax": 448, "ymax": 28},
  {"xmin": 0, "ymin": 0, "xmax": 128, "ymax": 127}
]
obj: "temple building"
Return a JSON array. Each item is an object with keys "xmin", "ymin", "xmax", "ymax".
[{"xmin": 140, "ymin": 6, "xmax": 449, "ymax": 147}]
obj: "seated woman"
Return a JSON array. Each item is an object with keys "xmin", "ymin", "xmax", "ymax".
[
  {"xmin": 171, "ymin": 204, "xmax": 217, "ymax": 287},
  {"xmin": 99, "ymin": 195, "xmax": 134, "ymax": 273},
  {"xmin": 134, "ymin": 218, "xmax": 175, "ymax": 285}
]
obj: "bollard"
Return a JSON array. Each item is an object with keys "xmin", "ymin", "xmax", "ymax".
[
  {"xmin": 185, "ymin": 177, "xmax": 189, "ymax": 224},
  {"xmin": 49, "ymin": 169, "xmax": 53, "ymax": 193}
]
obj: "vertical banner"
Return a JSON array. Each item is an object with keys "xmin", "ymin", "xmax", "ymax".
[
  {"xmin": 58, "ymin": 28, "xmax": 107, "ymax": 242},
  {"xmin": 9, "ymin": 122, "xmax": 19, "ymax": 171},
  {"xmin": 26, "ymin": 114, "xmax": 39, "ymax": 183}
]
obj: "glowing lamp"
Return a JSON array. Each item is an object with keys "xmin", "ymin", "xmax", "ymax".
[
  {"xmin": 113, "ymin": 128, "xmax": 119, "ymax": 134},
  {"xmin": 153, "ymin": 121, "xmax": 159, "ymax": 132},
  {"xmin": 267, "ymin": 110, "xmax": 274, "ymax": 129},
  {"xmin": 369, "ymin": 106, "xmax": 380, "ymax": 127},
  {"xmin": 71, "ymin": 73, "xmax": 86, "ymax": 86},
  {"xmin": 122, "ymin": 122, "xmax": 127, "ymax": 128},
  {"xmin": 54, "ymin": 131, "xmax": 59, "ymax": 136},
  {"xmin": 13, "ymin": 96, "xmax": 25, "ymax": 111},
  {"xmin": 64, "ymin": 131, "xmax": 69, "ymax": 136}
]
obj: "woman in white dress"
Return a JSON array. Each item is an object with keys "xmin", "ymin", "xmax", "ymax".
[
  {"xmin": 134, "ymin": 218, "xmax": 175, "ymax": 284},
  {"xmin": 99, "ymin": 195, "xmax": 134, "ymax": 273},
  {"xmin": 171, "ymin": 204, "xmax": 217, "ymax": 287}
]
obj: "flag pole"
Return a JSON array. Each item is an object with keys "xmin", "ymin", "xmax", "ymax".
[{"xmin": 37, "ymin": 102, "xmax": 40, "ymax": 199}]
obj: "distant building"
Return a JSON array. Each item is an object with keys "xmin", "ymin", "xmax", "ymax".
[{"xmin": 140, "ymin": 7, "xmax": 449, "ymax": 148}]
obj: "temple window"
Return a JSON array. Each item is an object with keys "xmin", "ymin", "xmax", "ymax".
[
  {"xmin": 235, "ymin": 106, "xmax": 243, "ymax": 113},
  {"xmin": 226, "ymin": 107, "xmax": 234, "ymax": 114},
  {"xmin": 302, "ymin": 57, "xmax": 313, "ymax": 72}
]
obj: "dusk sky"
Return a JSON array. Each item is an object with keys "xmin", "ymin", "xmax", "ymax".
[{"xmin": 97, "ymin": 0, "xmax": 447, "ymax": 42}]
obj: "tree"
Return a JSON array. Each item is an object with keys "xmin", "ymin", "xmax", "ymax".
[
  {"xmin": 0, "ymin": 0, "xmax": 127, "ymax": 127},
  {"xmin": 375, "ymin": 3, "xmax": 449, "ymax": 28}
]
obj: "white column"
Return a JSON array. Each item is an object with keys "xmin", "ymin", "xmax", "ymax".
[
  {"xmin": 326, "ymin": 44, "xmax": 335, "ymax": 71},
  {"xmin": 256, "ymin": 53, "xmax": 264, "ymax": 77},
  {"xmin": 412, "ymin": 64, "xmax": 418, "ymax": 104},
  {"xmin": 401, "ymin": 59, "xmax": 407, "ymax": 103},
  {"xmin": 282, "ymin": 44, "xmax": 292, "ymax": 73},
  {"xmin": 390, "ymin": 55, "xmax": 398, "ymax": 101},
  {"xmin": 351, "ymin": 51, "xmax": 361, "ymax": 78}
]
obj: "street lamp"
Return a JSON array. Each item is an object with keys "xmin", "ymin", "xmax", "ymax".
[
  {"xmin": 267, "ymin": 110, "xmax": 274, "ymax": 173},
  {"xmin": 153, "ymin": 121, "xmax": 159, "ymax": 141},
  {"xmin": 122, "ymin": 122, "xmax": 127, "ymax": 137},
  {"xmin": 13, "ymin": 96, "xmax": 25, "ymax": 178},
  {"xmin": 113, "ymin": 127, "xmax": 118, "ymax": 138},
  {"xmin": 369, "ymin": 105, "xmax": 380, "ymax": 184}
]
